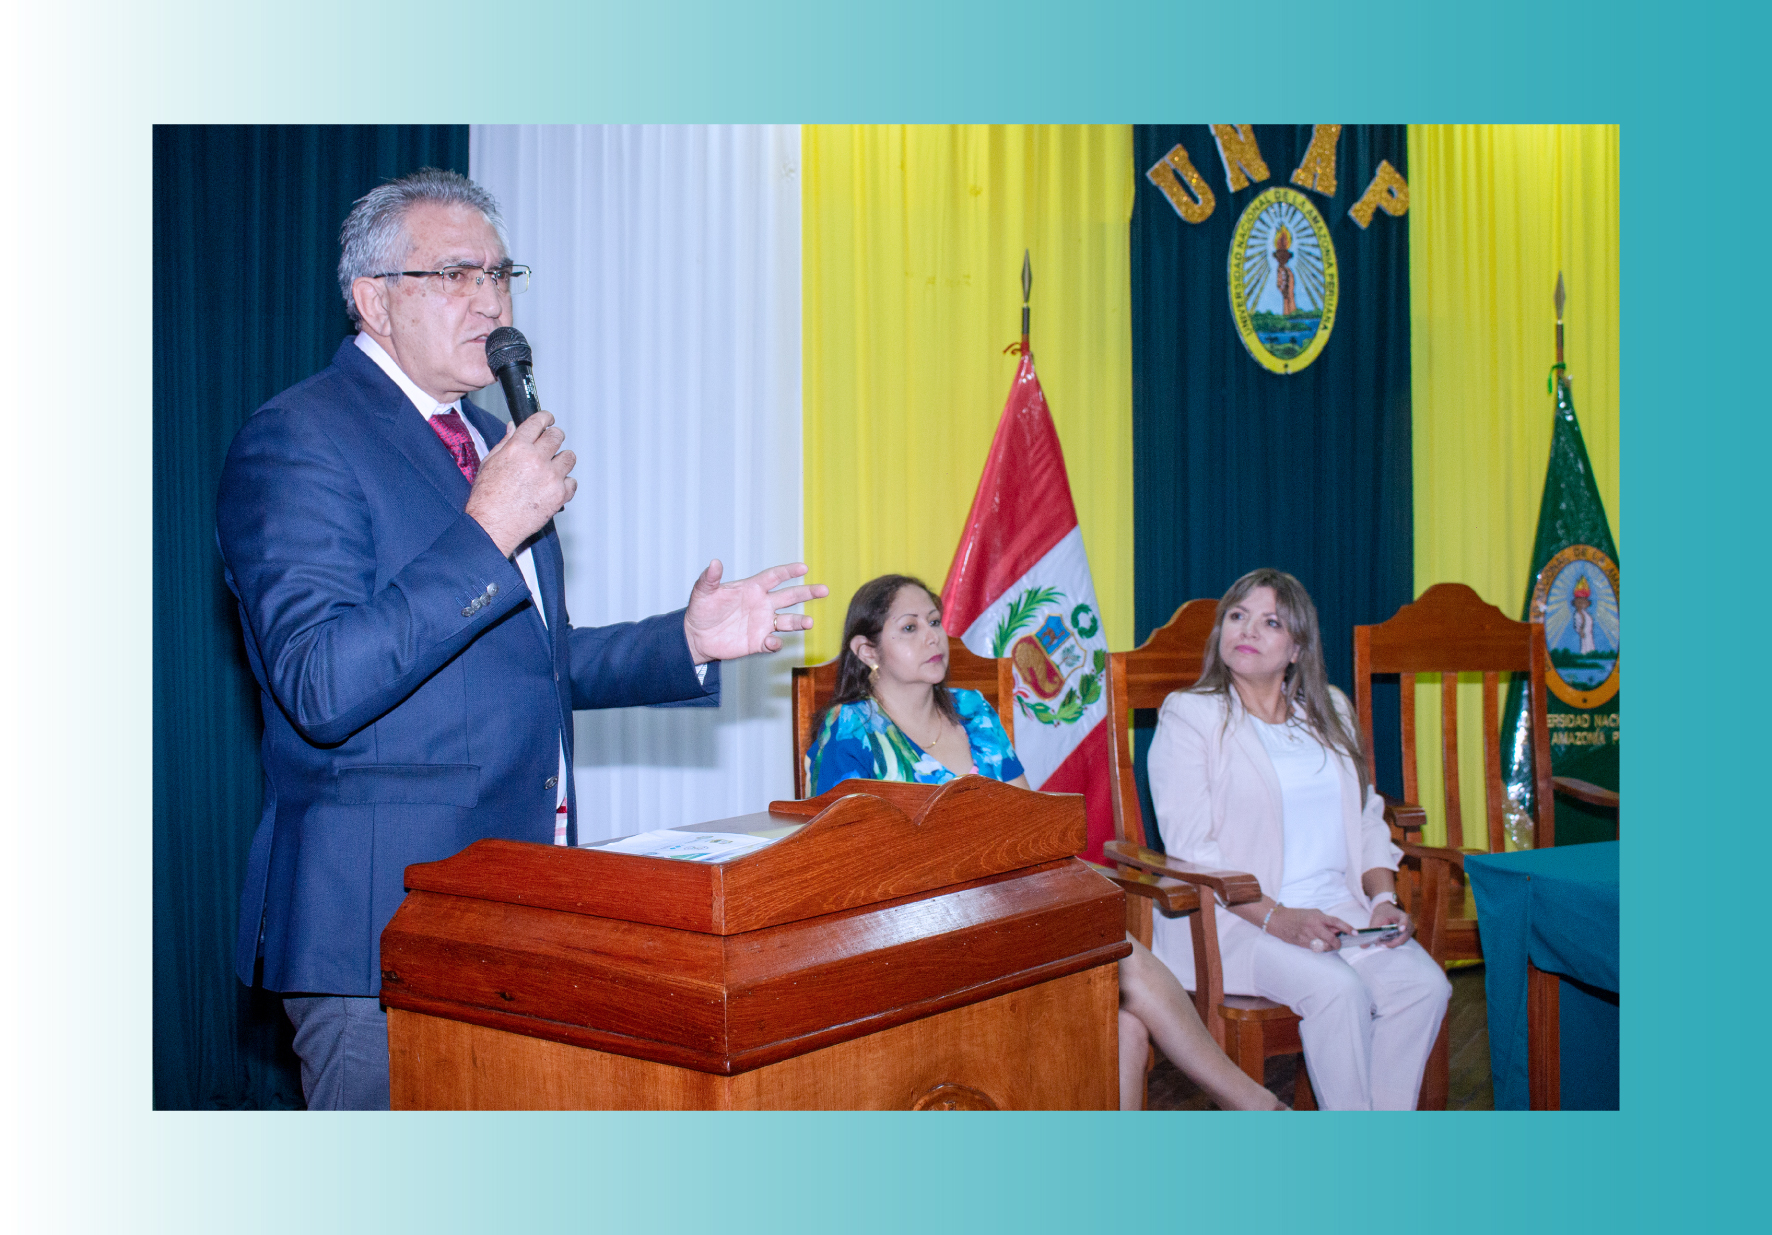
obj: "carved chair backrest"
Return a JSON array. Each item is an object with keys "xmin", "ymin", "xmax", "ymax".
[
  {"xmin": 1103, "ymin": 600, "xmax": 1220, "ymax": 854},
  {"xmin": 1352, "ymin": 583, "xmax": 1555, "ymax": 851}
]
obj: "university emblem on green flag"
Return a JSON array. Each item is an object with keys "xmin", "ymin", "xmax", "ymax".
[{"xmin": 1501, "ymin": 372, "xmax": 1619, "ymax": 847}]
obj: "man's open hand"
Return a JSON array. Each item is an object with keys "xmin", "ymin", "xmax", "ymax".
[{"xmin": 683, "ymin": 560, "xmax": 828, "ymax": 665}]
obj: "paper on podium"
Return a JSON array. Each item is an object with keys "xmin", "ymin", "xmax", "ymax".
[{"xmin": 592, "ymin": 829, "xmax": 776, "ymax": 863}]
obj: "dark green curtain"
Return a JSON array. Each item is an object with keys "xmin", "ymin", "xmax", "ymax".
[
  {"xmin": 1129, "ymin": 125, "xmax": 1414, "ymax": 829},
  {"xmin": 153, "ymin": 125, "xmax": 470, "ymax": 1109}
]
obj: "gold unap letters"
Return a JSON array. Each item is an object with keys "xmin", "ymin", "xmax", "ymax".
[
  {"xmin": 1146, "ymin": 143, "xmax": 1216, "ymax": 224},
  {"xmin": 1350, "ymin": 159, "xmax": 1410, "ymax": 229},
  {"xmin": 1210, "ymin": 125, "xmax": 1271, "ymax": 192},
  {"xmin": 1289, "ymin": 124, "xmax": 1341, "ymax": 196}
]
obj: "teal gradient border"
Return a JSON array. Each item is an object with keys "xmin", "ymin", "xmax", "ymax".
[{"xmin": 35, "ymin": 0, "xmax": 1752, "ymax": 1229}]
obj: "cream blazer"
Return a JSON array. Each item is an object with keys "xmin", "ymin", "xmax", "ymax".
[{"xmin": 1146, "ymin": 686, "xmax": 1402, "ymax": 994}]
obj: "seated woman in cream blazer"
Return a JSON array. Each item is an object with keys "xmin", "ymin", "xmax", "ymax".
[{"xmin": 1146, "ymin": 569, "xmax": 1451, "ymax": 1110}]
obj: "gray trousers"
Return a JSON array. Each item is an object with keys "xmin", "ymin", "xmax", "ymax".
[{"xmin": 284, "ymin": 995, "xmax": 391, "ymax": 1111}]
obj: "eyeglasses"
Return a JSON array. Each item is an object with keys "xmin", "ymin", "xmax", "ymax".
[{"xmin": 375, "ymin": 263, "xmax": 531, "ymax": 297}]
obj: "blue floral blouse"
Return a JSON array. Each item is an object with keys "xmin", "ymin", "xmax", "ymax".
[{"xmin": 806, "ymin": 688, "xmax": 1025, "ymax": 796}]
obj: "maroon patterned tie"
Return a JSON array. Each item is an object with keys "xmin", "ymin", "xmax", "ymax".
[{"xmin": 428, "ymin": 408, "xmax": 481, "ymax": 483}]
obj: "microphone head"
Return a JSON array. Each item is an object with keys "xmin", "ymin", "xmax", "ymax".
[{"xmin": 485, "ymin": 326, "xmax": 531, "ymax": 371}]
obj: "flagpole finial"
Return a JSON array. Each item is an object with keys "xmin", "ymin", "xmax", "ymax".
[
  {"xmin": 1020, "ymin": 250, "xmax": 1032, "ymax": 354},
  {"xmin": 1553, "ymin": 271, "xmax": 1566, "ymax": 373}
]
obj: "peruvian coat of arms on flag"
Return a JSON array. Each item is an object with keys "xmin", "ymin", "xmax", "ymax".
[{"xmin": 940, "ymin": 349, "xmax": 1114, "ymax": 863}]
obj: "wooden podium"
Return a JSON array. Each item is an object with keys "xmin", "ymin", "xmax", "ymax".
[{"xmin": 381, "ymin": 776, "xmax": 1128, "ymax": 1109}]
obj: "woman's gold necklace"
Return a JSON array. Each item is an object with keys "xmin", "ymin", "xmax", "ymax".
[{"xmin": 877, "ymin": 697, "xmax": 951, "ymax": 751}]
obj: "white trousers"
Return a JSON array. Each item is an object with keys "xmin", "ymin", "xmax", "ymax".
[{"xmin": 1247, "ymin": 900, "xmax": 1451, "ymax": 1110}]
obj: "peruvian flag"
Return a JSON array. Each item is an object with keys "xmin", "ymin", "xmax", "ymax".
[{"xmin": 941, "ymin": 349, "xmax": 1113, "ymax": 863}]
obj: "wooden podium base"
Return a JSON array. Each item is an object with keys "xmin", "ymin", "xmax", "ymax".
[
  {"xmin": 383, "ymin": 779, "xmax": 1127, "ymax": 1110},
  {"xmin": 391, "ymin": 965, "xmax": 1116, "ymax": 1111}
]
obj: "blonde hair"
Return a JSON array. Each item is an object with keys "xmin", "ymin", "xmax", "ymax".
[{"xmin": 1193, "ymin": 568, "xmax": 1369, "ymax": 794}]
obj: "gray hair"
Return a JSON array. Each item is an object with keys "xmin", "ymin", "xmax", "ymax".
[{"xmin": 337, "ymin": 168, "xmax": 508, "ymax": 326}]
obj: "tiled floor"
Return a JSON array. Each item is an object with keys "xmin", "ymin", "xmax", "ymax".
[{"xmin": 1144, "ymin": 965, "xmax": 1492, "ymax": 1110}]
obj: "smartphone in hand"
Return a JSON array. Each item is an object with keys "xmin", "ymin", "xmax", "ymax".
[{"xmin": 1337, "ymin": 924, "xmax": 1402, "ymax": 950}]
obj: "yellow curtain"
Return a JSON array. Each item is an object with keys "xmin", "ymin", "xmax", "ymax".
[
  {"xmin": 1407, "ymin": 124, "xmax": 1620, "ymax": 847},
  {"xmin": 801, "ymin": 125, "xmax": 1135, "ymax": 665}
]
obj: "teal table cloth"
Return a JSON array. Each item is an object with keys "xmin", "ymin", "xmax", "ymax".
[{"xmin": 1465, "ymin": 841, "xmax": 1619, "ymax": 1110}]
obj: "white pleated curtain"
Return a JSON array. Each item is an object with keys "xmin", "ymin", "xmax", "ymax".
[{"xmin": 470, "ymin": 125, "xmax": 803, "ymax": 840}]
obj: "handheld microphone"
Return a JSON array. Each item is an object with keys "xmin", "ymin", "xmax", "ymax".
[{"xmin": 485, "ymin": 326, "xmax": 540, "ymax": 425}]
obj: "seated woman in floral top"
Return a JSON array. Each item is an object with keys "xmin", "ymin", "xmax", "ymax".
[
  {"xmin": 806, "ymin": 574, "xmax": 1284, "ymax": 1111},
  {"xmin": 807, "ymin": 575, "xmax": 1023, "ymax": 793}
]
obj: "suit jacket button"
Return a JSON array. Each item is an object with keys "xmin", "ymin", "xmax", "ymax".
[
  {"xmin": 487, "ymin": 583, "xmax": 499, "ymax": 596},
  {"xmin": 544, "ymin": 776, "xmax": 559, "ymax": 789},
  {"xmin": 461, "ymin": 606, "xmax": 474, "ymax": 617}
]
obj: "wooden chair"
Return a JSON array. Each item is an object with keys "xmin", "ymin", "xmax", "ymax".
[
  {"xmin": 791, "ymin": 641, "xmax": 1016, "ymax": 799},
  {"xmin": 1352, "ymin": 582, "xmax": 1555, "ymax": 1111},
  {"xmin": 1097, "ymin": 601, "xmax": 1315, "ymax": 1110}
]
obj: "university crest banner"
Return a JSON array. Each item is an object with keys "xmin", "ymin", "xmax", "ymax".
[{"xmin": 1130, "ymin": 124, "xmax": 1416, "ymax": 796}]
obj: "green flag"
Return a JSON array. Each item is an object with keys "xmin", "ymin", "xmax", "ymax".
[{"xmin": 1499, "ymin": 372, "xmax": 1619, "ymax": 848}]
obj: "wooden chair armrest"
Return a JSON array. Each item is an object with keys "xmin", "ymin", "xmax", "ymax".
[
  {"xmin": 1078, "ymin": 859, "xmax": 1202, "ymax": 915},
  {"xmin": 1381, "ymin": 794, "xmax": 1427, "ymax": 835},
  {"xmin": 1100, "ymin": 840, "xmax": 1263, "ymax": 905},
  {"xmin": 1552, "ymin": 776, "xmax": 1619, "ymax": 810},
  {"xmin": 1396, "ymin": 841, "xmax": 1477, "ymax": 873}
]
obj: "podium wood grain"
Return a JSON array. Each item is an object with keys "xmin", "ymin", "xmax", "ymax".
[
  {"xmin": 390, "ymin": 965, "xmax": 1116, "ymax": 1110},
  {"xmin": 382, "ymin": 778, "xmax": 1128, "ymax": 1108},
  {"xmin": 396, "ymin": 775, "xmax": 1086, "ymax": 935}
]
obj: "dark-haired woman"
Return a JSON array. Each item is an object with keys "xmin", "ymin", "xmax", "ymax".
[
  {"xmin": 808, "ymin": 574, "xmax": 1285, "ymax": 1111},
  {"xmin": 806, "ymin": 573, "xmax": 1027, "ymax": 795},
  {"xmin": 1147, "ymin": 569, "xmax": 1451, "ymax": 1110}
]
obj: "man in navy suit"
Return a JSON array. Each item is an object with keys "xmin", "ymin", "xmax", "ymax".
[{"xmin": 216, "ymin": 169, "xmax": 824, "ymax": 1109}]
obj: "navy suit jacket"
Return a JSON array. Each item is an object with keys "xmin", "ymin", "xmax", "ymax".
[{"xmin": 217, "ymin": 338, "xmax": 718, "ymax": 996}]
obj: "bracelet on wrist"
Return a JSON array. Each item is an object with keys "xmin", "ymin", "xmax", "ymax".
[{"xmin": 1261, "ymin": 903, "xmax": 1280, "ymax": 933}]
